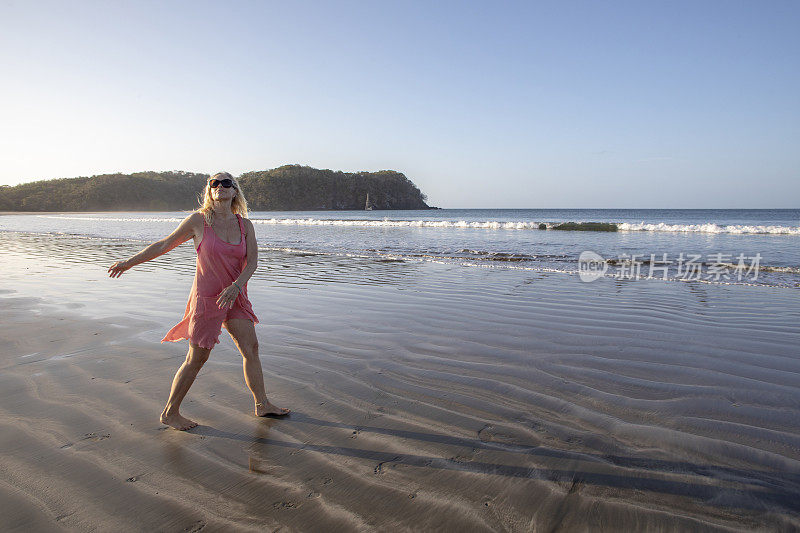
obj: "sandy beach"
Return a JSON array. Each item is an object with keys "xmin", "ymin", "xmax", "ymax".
[{"xmin": 1, "ymin": 229, "xmax": 799, "ymax": 531}]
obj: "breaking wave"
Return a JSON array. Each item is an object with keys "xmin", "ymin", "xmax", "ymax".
[
  {"xmin": 33, "ymin": 215, "xmax": 800, "ymax": 235},
  {"xmin": 617, "ymin": 222, "xmax": 800, "ymax": 234}
]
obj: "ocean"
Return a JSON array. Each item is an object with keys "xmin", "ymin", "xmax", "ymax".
[{"xmin": 1, "ymin": 208, "xmax": 798, "ymax": 289}]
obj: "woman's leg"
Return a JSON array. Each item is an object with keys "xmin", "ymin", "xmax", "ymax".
[
  {"xmin": 160, "ymin": 343, "xmax": 212, "ymax": 430},
  {"xmin": 224, "ymin": 318, "xmax": 290, "ymax": 416}
]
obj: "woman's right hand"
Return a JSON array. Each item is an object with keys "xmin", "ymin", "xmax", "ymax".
[{"xmin": 108, "ymin": 260, "xmax": 132, "ymax": 278}]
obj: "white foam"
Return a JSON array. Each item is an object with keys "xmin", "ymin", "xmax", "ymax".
[
  {"xmin": 33, "ymin": 215, "xmax": 800, "ymax": 234},
  {"xmin": 617, "ymin": 222, "xmax": 800, "ymax": 235},
  {"xmin": 36, "ymin": 215, "xmax": 184, "ymax": 222},
  {"xmin": 250, "ymin": 217, "xmax": 544, "ymax": 229}
]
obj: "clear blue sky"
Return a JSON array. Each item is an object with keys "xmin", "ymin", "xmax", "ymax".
[{"xmin": 1, "ymin": 0, "xmax": 798, "ymax": 208}]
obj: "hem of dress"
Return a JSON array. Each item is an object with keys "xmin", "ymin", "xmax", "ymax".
[
  {"xmin": 160, "ymin": 336, "xmax": 220, "ymax": 350},
  {"xmin": 227, "ymin": 307, "xmax": 259, "ymax": 325}
]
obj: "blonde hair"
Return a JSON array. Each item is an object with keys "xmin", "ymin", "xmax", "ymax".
[{"xmin": 197, "ymin": 172, "xmax": 249, "ymax": 225}]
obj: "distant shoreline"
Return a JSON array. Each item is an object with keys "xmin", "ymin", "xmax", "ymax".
[
  {"xmin": 0, "ymin": 211, "xmax": 112, "ymax": 215},
  {"xmin": 0, "ymin": 208, "xmax": 441, "ymax": 216},
  {"xmin": 0, "ymin": 167, "xmax": 433, "ymax": 211}
]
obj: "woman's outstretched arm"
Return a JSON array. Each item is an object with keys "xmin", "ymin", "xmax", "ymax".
[{"xmin": 107, "ymin": 213, "xmax": 201, "ymax": 278}]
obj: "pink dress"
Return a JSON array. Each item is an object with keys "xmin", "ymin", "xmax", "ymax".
[{"xmin": 161, "ymin": 213, "xmax": 259, "ymax": 350}]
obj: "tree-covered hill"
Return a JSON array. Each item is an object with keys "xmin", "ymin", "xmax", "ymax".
[
  {"xmin": 239, "ymin": 165, "xmax": 429, "ymax": 210},
  {"xmin": 0, "ymin": 165, "xmax": 433, "ymax": 211}
]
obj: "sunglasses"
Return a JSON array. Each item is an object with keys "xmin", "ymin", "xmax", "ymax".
[{"xmin": 209, "ymin": 178, "xmax": 235, "ymax": 188}]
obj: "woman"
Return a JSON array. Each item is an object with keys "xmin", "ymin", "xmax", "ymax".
[{"xmin": 108, "ymin": 172, "xmax": 290, "ymax": 431}]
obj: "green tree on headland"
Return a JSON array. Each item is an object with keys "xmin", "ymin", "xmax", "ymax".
[{"xmin": 0, "ymin": 165, "xmax": 433, "ymax": 211}]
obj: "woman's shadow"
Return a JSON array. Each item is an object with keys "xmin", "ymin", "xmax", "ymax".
[{"xmin": 189, "ymin": 412, "xmax": 800, "ymax": 515}]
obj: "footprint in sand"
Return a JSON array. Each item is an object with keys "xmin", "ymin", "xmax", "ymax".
[
  {"xmin": 272, "ymin": 501, "xmax": 298, "ymax": 509},
  {"xmin": 82, "ymin": 432, "xmax": 111, "ymax": 442}
]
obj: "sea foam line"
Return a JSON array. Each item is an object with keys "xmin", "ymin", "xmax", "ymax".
[
  {"xmin": 36, "ymin": 215, "xmax": 185, "ymax": 222},
  {"xmin": 252, "ymin": 218, "xmax": 800, "ymax": 234},
  {"xmin": 33, "ymin": 215, "xmax": 800, "ymax": 234},
  {"xmin": 251, "ymin": 218, "xmax": 543, "ymax": 229},
  {"xmin": 617, "ymin": 222, "xmax": 800, "ymax": 235}
]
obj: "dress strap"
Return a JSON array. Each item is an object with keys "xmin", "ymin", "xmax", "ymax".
[{"xmin": 236, "ymin": 214, "xmax": 245, "ymax": 238}]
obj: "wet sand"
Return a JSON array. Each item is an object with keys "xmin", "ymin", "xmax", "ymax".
[{"xmin": 1, "ymin": 231, "xmax": 799, "ymax": 531}]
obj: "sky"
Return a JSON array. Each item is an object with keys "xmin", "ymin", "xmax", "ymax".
[{"xmin": 0, "ymin": 0, "xmax": 798, "ymax": 208}]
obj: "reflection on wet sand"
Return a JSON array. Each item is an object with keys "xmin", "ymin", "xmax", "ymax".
[
  {"xmin": 1, "ymin": 230, "xmax": 429, "ymax": 290},
  {"xmin": 1, "ymin": 230, "xmax": 799, "ymax": 530}
]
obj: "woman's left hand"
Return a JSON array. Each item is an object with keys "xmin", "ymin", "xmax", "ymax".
[{"xmin": 216, "ymin": 283, "xmax": 240, "ymax": 309}]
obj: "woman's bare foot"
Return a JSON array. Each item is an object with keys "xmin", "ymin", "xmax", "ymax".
[
  {"xmin": 255, "ymin": 401, "xmax": 290, "ymax": 417},
  {"xmin": 160, "ymin": 410, "xmax": 198, "ymax": 431}
]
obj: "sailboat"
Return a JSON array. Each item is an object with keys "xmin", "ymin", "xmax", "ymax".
[{"xmin": 365, "ymin": 192, "xmax": 373, "ymax": 210}]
